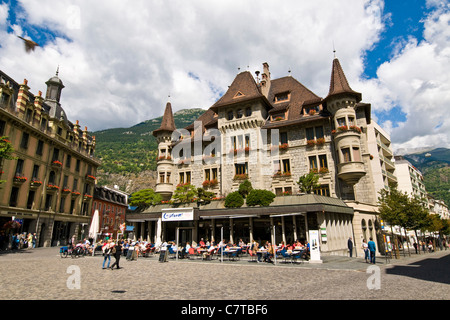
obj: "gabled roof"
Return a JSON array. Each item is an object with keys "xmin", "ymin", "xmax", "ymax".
[
  {"xmin": 152, "ymin": 102, "xmax": 176, "ymax": 136},
  {"xmin": 267, "ymin": 76, "xmax": 321, "ymax": 120},
  {"xmin": 325, "ymin": 58, "xmax": 361, "ymax": 102},
  {"xmin": 210, "ymin": 71, "xmax": 270, "ymax": 111}
]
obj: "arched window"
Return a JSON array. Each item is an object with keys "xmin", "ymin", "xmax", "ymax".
[
  {"xmin": 227, "ymin": 110, "xmax": 234, "ymax": 120},
  {"xmin": 245, "ymin": 108, "xmax": 252, "ymax": 117}
]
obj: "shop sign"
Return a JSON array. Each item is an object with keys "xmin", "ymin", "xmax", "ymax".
[{"xmin": 162, "ymin": 208, "xmax": 194, "ymax": 221}]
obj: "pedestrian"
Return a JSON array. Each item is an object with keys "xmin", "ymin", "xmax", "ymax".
[
  {"xmin": 111, "ymin": 241, "xmax": 122, "ymax": 270},
  {"xmin": 102, "ymin": 240, "xmax": 112, "ymax": 269},
  {"xmin": 32, "ymin": 233, "xmax": 37, "ymax": 248},
  {"xmin": 362, "ymin": 239, "xmax": 369, "ymax": 263},
  {"xmin": 110, "ymin": 241, "xmax": 122, "ymax": 270},
  {"xmin": 347, "ymin": 237, "xmax": 353, "ymax": 257},
  {"xmin": 27, "ymin": 233, "xmax": 33, "ymax": 249},
  {"xmin": 368, "ymin": 237, "xmax": 376, "ymax": 264},
  {"xmin": 413, "ymin": 241, "xmax": 418, "ymax": 254}
]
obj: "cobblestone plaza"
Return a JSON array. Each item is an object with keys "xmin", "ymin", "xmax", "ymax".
[{"xmin": 0, "ymin": 247, "xmax": 449, "ymax": 302}]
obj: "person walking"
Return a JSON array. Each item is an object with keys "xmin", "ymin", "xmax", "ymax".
[
  {"xmin": 102, "ymin": 240, "xmax": 112, "ymax": 269},
  {"xmin": 110, "ymin": 241, "xmax": 122, "ymax": 270},
  {"xmin": 368, "ymin": 237, "xmax": 376, "ymax": 264},
  {"xmin": 362, "ymin": 239, "xmax": 369, "ymax": 263},
  {"xmin": 347, "ymin": 237, "xmax": 354, "ymax": 257}
]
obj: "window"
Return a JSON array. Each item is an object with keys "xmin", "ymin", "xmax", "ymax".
[
  {"xmin": 227, "ymin": 111, "xmax": 234, "ymax": 120},
  {"xmin": 272, "ymin": 113, "xmax": 285, "ymax": 121},
  {"xmin": 245, "ymin": 135, "xmax": 250, "ymax": 148},
  {"xmin": 186, "ymin": 172, "xmax": 191, "ymax": 184},
  {"xmin": 166, "ymin": 172, "xmax": 171, "ymax": 183},
  {"xmin": 9, "ymin": 187, "xmax": 19, "ymax": 207},
  {"xmin": 212, "ymin": 168, "xmax": 218, "ymax": 180},
  {"xmin": 282, "ymin": 159, "xmax": 290, "ymax": 173},
  {"xmin": 66, "ymin": 154, "xmax": 71, "ymax": 168},
  {"xmin": 63, "ymin": 175, "xmax": 69, "ymax": 188},
  {"xmin": 32, "ymin": 165, "xmax": 39, "ymax": 180},
  {"xmin": 275, "ymin": 187, "xmax": 283, "ymax": 196},
  {"xmin": 235, "ymin": 163, "xmax": 248, "ymax": 175},
  {"xmin": 179, "ymin": 173, "xmax": 184, "ymax": 184},
  {"xmin": 237, "ymin": 109, "xmax": 243, "ymax": 119},
  {"xmin": 245, "ymin": 108, "xmax": 252, "ymax": 117},
  {"xmin": 59, "ymin": 196, "xmax": 66, "ymax": 213},
  {"xmin": 25, "ymin": 109, "xmax": 33, "ymax": 123},
  {"xmin": 44, "ymin": 194, "xmax": 52, "ymax": 211},
  {"xmin": 70, "ymin": 199, "xmax": 75, "ymax": 214},
  {"xmin": 309, "ymin": 156, "xmax": 318, "ymax": 170},
  {"xmin": 159, "ymin": 172, "xmax": 165, "ymax": 184},
  {"xmin": 352, "ymin": 147, "xmax": 361, "ymax": 162},
  {"xmin": 52, "ymin": 148, "xmax": 60, "ymax": 162},
  {"xmin": 337, "ymin": 118, "xmax": 346, "ymax": 127},
  {"xmin": 275, "ymin": 92, "xmax": 289, "ymax": 103},
  {"xmin": 40, "ymin": 118, "xmax": 47, "ymax": 131},
  {"xmin": 231, "ymin": 136, "xmax": 237, "ymax": 150},
  {"xmin": 75, "ymin": 159, "xmax": 80, "ymax": 172},
  {"xmin": 73, "ymin": 178, "xmax": 78, "ymax": 191},
  {"xmin": 15, "ymin": 159, "xmax": 24, "ymax": 175},
  {"xmin": 348, "ymin": 116, "xmax": 355, "ymax": 126},
  {"xmin": 49, "ymin": 171, "xmax": 56, "ymax": 184},
  {"xmin": 20, "ymin": 132, "xmax": 29, "ymax": 149},
  {"xmin": 36, "ymin": 140, "xmax": 44, "ymax": 156},
  {"xmin": 205, "ymin": 169, "xmax": 211, "ymax": 181},
  {"xmin": 314, "ymin": 185, "xmax": 330, "ymax": 197},
  {"xmin": 306, "ymin": 126, "xmax": 324, "ymax": 141},
  {"xmin": 319, "ymin": 155, "xmax": 328, "ymax": 169},
  {"xmin": 280, "ymin": 132, "xmax": 288, "ymax": 145},
  {"xmin": 342, "ymin": 148, "xmax": 351, "ymax": 163},
  {"xmin": 0, "ymin": 119, "xmax": 5, "ymax": 136},
  {"xmin": 26, "ymin": 190, "xmax": 35, "ymax": 209}
]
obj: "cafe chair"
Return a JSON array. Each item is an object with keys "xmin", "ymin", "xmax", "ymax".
[
  {"xmin": 292, "ymin": 250, "xmax": 304, "ymax": 264},
  {"xmin": 248, "ymin": 249, "xmax": 256, "ymax": 262}
]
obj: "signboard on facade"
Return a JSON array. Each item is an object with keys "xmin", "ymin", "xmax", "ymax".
[{"xmin": 162, "ymin": 208, "xmax": 194, "ymax": 222}]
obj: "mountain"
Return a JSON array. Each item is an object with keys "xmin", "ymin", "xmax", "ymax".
[
  {"xmin": 403, "ymin": 148, "xmax": 450, "ymax": 206},
  {"xmin": 92, "ymin": 108, "xmax": 206, "ymax": 193}
]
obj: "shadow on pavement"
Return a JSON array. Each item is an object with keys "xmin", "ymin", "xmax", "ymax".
[{"xmin": 385, "ymin": 254, "xmax": 450, "ymax": 285}]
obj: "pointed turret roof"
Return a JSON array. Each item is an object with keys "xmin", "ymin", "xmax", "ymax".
[
  {"xmin": 325, "ymin": 57, "xmax": 361, "ymax": 102},
  {"xmin": 152, "ymin": 101, "xmax": 176, "ymax": 136}
]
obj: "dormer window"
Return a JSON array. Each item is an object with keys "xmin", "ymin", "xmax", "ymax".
[
  {"xmin": 271, "ymin": 113, "xmax": 285, "ymax": 121},
  {"xmin": 274, "ymin": 92, "xmax": 290, "ymax": 103}
]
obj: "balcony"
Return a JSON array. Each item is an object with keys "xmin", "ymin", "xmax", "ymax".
[{"xmin": 337, "ymin": 161, "xmax": 366, "ymax": 185}]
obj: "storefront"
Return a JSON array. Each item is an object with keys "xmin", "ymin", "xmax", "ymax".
[{"xmin": 126, "ymin": 194, "xmax": 357, "ymax": 256}]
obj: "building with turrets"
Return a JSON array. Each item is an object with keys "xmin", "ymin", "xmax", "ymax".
[
  {"xmin": 129, "ymin": 56, "xmax": 392, "ymax": 258},
  {"xmin": 0, "ymin": 69, "xmax": 101, "ymax": 248}
]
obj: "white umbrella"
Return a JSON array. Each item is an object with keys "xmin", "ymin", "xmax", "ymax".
[{"xmin": 88, "ymin": 209, "xmax": 100, "ymax": 240}]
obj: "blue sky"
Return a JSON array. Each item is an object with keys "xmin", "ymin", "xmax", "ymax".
[{"xmin": 0, "ymin": 0, "xmax": 449, "ymax": 153}]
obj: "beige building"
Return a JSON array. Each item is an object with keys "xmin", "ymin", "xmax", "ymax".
[
  {"xmin": 394, "ymin": 156, "xmax": 427, "ymax": 201},
  {"xmin": 0, "ymin": 70, "xmax": 100, "ymax": 247},
  {"xmin": 128, "ymin": 57, "xmax": 385, "ymax": 257}
]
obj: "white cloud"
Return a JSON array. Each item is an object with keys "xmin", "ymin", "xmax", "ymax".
[{"xmin": 356, "ymin": 1, "xmax": 450, "ymax": 153}]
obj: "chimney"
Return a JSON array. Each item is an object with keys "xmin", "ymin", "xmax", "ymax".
[{"xmin": 260, "ymin": 62, "xmax": 271, "ymax": 98}]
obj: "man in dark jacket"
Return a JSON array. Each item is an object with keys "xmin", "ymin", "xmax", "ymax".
[
  {"xmin": 348, "ymin": 237, "xmax": 354, "ymax": 257},
  {"xmin": 110, "ymin": 242, "xmax": 123, "ymax": 270}
]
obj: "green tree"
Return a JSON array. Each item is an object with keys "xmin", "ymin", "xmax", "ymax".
[
  {"xmin": 246, "ymin": 189, "xmax": 276, "ymax": 207},
  {"xmin": 172, "ymin": 184, "xmax": 197, "ymax": 203},
  {"xmin": 197, "ymin": 187, "xmax": 215, "ymax": 205},
  {"xmin": 0, "ymin": 136, "xmax": 16, "ymax": 186},
  {"xmin": 129, "ymin": 188, "xmax": 162, "ymax": 210},
  {"xmin": 238, "ymin": 179, "xmax": 253, "ymax": 198},
  {"xmin": 296, "ymin": 171, "xmax": 320, "ymax": 194},
  {"xmin": 224, "ymin": 191, "xmax": 244, "ymax": 208}
]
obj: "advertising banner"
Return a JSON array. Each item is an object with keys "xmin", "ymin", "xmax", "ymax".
[
  {"xmin": 309, "ymin": 230, "xmax": 322, "ymax": 263},
  {"xmin": 162, "ymin": 208, "xmax": 194, "ymax": 222}
]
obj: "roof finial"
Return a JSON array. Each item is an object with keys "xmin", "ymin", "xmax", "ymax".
[
  {"xmin": 56, "ymin": 65, "xmax": 60, "ymax": 76},
  {"xmin": 333, "ymin": 41, "xmax": 337, "ymax": 58}
]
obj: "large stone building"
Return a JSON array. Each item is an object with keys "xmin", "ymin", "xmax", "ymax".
[
  {"xmin": 128, "ymin": 57, "xmax": 386, "ymax": 257},
  {"xmin": 0, "ymin": 70, "xmax": 100, "ymax": 247}
]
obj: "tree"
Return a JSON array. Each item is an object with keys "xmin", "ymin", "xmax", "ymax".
[
  {"xmin": 172, "ymin": 183, "xmax": 197, "ymax": 203},
  {"xmin": 129, "ymin": 188, "xmax": 162, "ymax": 210},
  {"xmin": 224, "ymin": 191, "xmax": 244, "ymax": 208},
  {"xmin": 296, "ymin": 171, "xmax": 320, "ymax": 194},
  {"xmin": 0, "ymin": 136, "xmax": 16, "ymax": 186},
  {"xmin": 246, "ymin": 189, "xmax": 276, "ymax": 207},
  {"xmin": 196, "ymin": 187, "xmax": 215, "ymax": 205},
  {"xmin": 238, "ymin": 179, "xmax": 253, "ymax": 198}
]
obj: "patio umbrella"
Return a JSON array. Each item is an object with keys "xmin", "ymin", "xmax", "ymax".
[{"xmin": 88, "ymin": 209, "xmax": 100, "ymax": 240}]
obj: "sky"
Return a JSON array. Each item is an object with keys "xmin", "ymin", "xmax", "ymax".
[{"xmin": 0, "ymin": 0, "xmax": 449, "ymax": 154}]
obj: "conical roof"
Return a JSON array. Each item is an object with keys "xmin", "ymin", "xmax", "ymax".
[
  {"xmin": 152, "ymin": 102, "xmax": 176, "ymax": 136},
  {"xmin": 325, "ymin": 57, "xmax": 361, "ymax": 102}
]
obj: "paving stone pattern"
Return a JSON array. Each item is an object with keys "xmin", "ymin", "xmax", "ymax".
[{"xmin": 0, "ymin": 248, "xmax": 449, "ymax": 300}]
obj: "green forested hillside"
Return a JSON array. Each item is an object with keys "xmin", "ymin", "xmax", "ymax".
[
  {"xmin": 93, "ymin": 108, "xmax": 206, "ymax": 174},
  {"xmin": 404, "ymin": 148, "xmax": 450, "ymax": 206}
]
